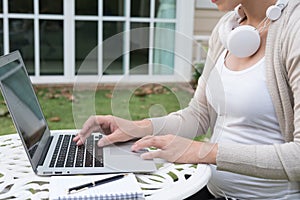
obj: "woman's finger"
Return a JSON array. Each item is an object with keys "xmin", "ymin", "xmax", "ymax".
[
  {"xmin": 74, "ymin": 116, "xmax": 104, "ymax": 145},
  {"xmin": 140, "ymin": 149, "xmax": 162, "ymax": 160},
  {"xmin": 131, "ymin": 135, "xmax": 168, "ymax": 151},
  {"xmin": 73, "ymin": 134, "xmax": 86, "ymax": 145},
  {"xmin": 97, "ymin": 136, "xmax": 111, "ymax": 147},
  {"xmin": 97, "ymin": 129, "xmax": 133, "ymax": 147}
]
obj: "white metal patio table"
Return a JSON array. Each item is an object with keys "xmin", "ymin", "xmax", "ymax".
[{"xmin": 0, "ymin": 131, "xmax": 211, "ymax": 200}]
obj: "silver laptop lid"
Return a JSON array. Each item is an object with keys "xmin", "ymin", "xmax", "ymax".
[{"xmin": 0, "ymin": 51, "xmax": 51, "ymax": 172}]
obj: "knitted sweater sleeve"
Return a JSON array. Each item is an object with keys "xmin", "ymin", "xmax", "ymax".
[
  {"xmin": 150, "ymin": 60, "xmax": 211, "ymax": 139},
  {"xmin": 149, "ymin": 12, "xmax": 227, "ymax": 139},
  {"xmin": 149, "ymin": 14, "xmax": 228, "ymax": 139}
]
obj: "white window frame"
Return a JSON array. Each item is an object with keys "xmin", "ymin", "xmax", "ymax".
[{"xmin": 1, "ymin": 0, "xmax": 195, "ymax": 84}]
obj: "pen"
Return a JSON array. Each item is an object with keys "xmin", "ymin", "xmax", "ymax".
[{"xmin": 67, "ymin": 174, "xmax": 127, "ymax": 194}]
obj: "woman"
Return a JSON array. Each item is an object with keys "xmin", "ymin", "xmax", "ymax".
[{"xmin": 74, "ymin": 0, "xmax": 300, "ymax": 199}]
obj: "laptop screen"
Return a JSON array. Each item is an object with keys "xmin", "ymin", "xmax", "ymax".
[{"xmin": 0, "ymin": 52, "xmax": 48, "ymax": 159}]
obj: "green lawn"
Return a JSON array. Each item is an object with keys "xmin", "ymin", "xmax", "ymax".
[{"xmin": 0, "ymin": 84, "xmax": 193, "ymax": 136}]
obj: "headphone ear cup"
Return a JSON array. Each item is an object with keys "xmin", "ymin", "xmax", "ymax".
[
  {"xmin": 218, "ymin": 16, "xmax": 240, "ymax": 50},
  {"xmin": 266, "ymin": 5, "xmax": 282, "ymax": 20},
  {"xmin": 234, "ymin": 4, "xmax": 246, "ymax": 19},
  {"xmin": 227, "ymin": 25, "xmax": 261, "ymax": 58}
]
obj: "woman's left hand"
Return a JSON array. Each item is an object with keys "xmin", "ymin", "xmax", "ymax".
[{"xmin": 131, "ymin": 134, "xmax": 217, "ymax": 164}]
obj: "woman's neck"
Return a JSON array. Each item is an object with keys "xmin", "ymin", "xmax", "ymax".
[{"xmin": 241, "ymin": 0, "xmax": 277, "ymax": 25}]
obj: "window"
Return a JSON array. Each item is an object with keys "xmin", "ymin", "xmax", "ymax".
[{"xmin": 0, "ymin": 0, "xmax": 194, "ymax": 83}]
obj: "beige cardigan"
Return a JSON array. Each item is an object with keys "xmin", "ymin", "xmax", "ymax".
[{"xmin": 151, "ymin": 0, "xmax": 300, "ymax": 181}]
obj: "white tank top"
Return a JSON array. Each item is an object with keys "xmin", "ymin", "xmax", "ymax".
[{"xmin": 206, "ymin": 50, "xmax": 300, "ymax": 199}]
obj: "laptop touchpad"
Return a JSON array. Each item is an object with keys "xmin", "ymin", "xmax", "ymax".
[
  {"xmin": 109, "ymin": 142, "xmax": 150, "ymax": 156},
  {"xmin": 110, "ymin": 146, "xmax": 132, "ymax": 156},
  {"xmin": 108, "ymin": 142, "xmax": 136, "ymax": 156},
  {"xmin": 105, "ymin": 143, "xmax": 156, "ymax": 172}
]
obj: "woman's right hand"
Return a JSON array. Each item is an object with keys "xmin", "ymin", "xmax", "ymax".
[{"xmin": 73, "ymin": 115, "xmax": 153, "ymax": 147}]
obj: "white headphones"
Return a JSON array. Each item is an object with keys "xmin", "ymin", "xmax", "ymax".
[{"xmin": 219, "ymin": 0, "xmax": 289, "ymax": 58}]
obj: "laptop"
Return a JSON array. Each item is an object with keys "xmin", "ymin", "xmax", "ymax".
[{"xmin": 0, "ymin": 51, "xmax": 157, "ymax": 176}]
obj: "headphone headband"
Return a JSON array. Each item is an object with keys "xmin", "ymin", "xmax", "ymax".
[
  {"xmin": 219, "ymin": 0, "xmax": 289, "ymax": 58},
  {"xmin": 234, "ymin": 0, "xmax": 289, "ymax": 21},
  {"xmin": 276, "ymin": 0, "xmax": 289, "ymax": 8}
]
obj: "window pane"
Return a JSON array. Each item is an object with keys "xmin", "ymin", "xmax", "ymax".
[
  {"xmin": 75, "ymin": 0, "xmax": 98, "ymax": 15},
  {"xmin": 9, "ymin": 19, "xmax": 34, "ymax": 75},
  {"xmin": 0, "ymin": 1, "xmax": 3, "ymax": 13},
  {"xmin": 75, "ymin": 21, "xmax": 98, "ymax": 75},
  {"xmin": 155, "ymin": 0, "xmax": 176, "ymax": 19},
  {"xmin": 131, "ymin": 0, "xmax": 150, "ymax": 17},
  {"xmin": 153, "ymin": 23, "xmax": 175, "ymax": 74},
  {"xmin": 103, "ymin": 0, "xmax": 124, "ymax": 16},
  {"xmin": 0, "ymin": 20, "xmax": 3, "ymax": 56},
  {"xmin": 103, "ymin": 21, "xmax": 124, "ymax": 75},
  {"xmin": 40, "ymin": 20, "xmax": 63, "ymax": 75},
  {"xmin": 39, "ymin": 0, "xmax": 63, "ymax": 14},
  {"xmin": 130, "ymin": 23, "xmax": 149, "ymax": 75},
  {"xmin": 9, "ymin": 0, "xmax": 33, "ymax": 13}
]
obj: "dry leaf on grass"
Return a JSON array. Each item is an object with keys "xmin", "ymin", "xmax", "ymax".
[{"xmin": 49, "ymin": 116, "xmax": 61, "ymax": 122}]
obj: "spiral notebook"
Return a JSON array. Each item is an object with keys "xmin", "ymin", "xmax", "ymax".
[{"xmin": 49, "ymin": 173, "xmax": 145, "ymax": 200}]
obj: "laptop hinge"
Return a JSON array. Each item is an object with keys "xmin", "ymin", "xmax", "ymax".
[{"xmin": 38, "ymin": 136, "xmax": 53, "ymax": 166}]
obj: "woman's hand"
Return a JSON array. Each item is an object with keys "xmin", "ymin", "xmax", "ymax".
[
  {"xmin": 73, "ymin": 115, "xmax": 153, "ymax": 147},
  {"xmin": 131, "ymin": 134, "xmax": 218, "ymax": 164}
]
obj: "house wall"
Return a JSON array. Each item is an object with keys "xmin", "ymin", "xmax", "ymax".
[
  {"xmin": 192, "ymin": 8, "xmax": 224, "ymax": 63},
  {"xmin": 194, "ymin": 9, "xmax": 224, "ymax": 35}
]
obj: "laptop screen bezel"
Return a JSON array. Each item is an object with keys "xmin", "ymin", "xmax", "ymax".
[{"xmin": 0, "ymin": 51, "xmax": 51, "ymax": 173}]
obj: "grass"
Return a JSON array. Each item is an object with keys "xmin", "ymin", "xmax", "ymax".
[{"xmin": 0, "ymin": 84, "xmax": 193, "ymax": 136}]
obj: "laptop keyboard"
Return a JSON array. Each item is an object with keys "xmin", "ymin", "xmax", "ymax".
[{"xmin": 49, "ymin": 134, "xmax": 103, "ymax": 168}]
